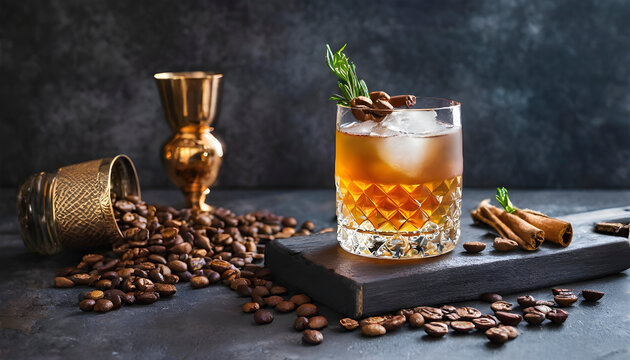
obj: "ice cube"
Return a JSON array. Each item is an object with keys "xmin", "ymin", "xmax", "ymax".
[
  {"xmin": 380, "ymin": 110, "xmax": 447, "ymax": 136},
  {"xmin": 339, "ymin": 120, "xmax": 378, "ymax": 135}
]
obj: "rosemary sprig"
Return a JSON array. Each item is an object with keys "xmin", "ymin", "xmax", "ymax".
[
  {"xmin": 496, "ymin": 187, "xmax": 517, "ymax": 213},
  {"xmin": 325, "ymin": 44, "xmax": 369, "ymax": 106}
]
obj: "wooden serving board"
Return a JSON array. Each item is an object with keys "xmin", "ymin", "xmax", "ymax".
[{"xmin": 265, "ymin": 206, "xmax": 630, "ymax": 318}]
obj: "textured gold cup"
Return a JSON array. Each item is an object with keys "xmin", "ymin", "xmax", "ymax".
[
  {"xmin": 17, "ymin": 155, "xmax": 140, "ymax": 255},
  {"xmin": 155, "ymin": 71, "xmax": 224, "ymax": 211}
]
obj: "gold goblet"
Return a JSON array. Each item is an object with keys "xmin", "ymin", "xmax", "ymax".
[{"xmin": 154, "ymin": 71, "xmax": 224, "ymax": 211}]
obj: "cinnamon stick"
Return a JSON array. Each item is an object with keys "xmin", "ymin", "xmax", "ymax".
[
  {"xmin": 471, "ymin": 201, "xmax": 544, "ymax": 251},
  {"xmin": 513, "ymin": 209, "xmax": 573, "ymax": 247}
]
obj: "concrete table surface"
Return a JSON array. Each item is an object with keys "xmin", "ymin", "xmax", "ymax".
[{"xmin": 0, "ymin": 188, "xmax": 629, "ymax": 360}]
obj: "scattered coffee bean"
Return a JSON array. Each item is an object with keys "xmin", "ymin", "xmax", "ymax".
[
  {"xmin": 473, "ymin": 316, "xmax": 497, "ymax": 330},
  {"xmin": 296, "ymin": 303, "xmax": 318, "ymax": 317},
  {"xmin": 362, "ymin": 324, "xmax": 386, "ymax": 337},
  {"xmin": 554, "ymin": 294, "xmax": 578, "ymax": 307},
  {"xmin": 190, "ymin": 275, "xmax": 210, "ymax": 288},
  {"xmin": 135, "ymin": 291, "xmax": 159, "ymax": 305},
  {"xmin": 154, "ymin": 283, "xmax": 176, "ymax": 297},
  {"xmin": 546, "ymin": 309, "xmax": 569, "ymax": 324},
  {"xmin": 582, "ymin": 289, "xmax": 604, "ymax": 301},
  {"xmin": 85, "ymin": 290, "xmax": 104, "ymax": 300},
  {"xmin": 270, "ymin": 286, "xmax": 287, "ymax": 295},
  {"xmin": 253, "ymin": 309, "xmax": 274, "ymax": 324},
  {"xmin": 236, "ymin": 284, "xmax": 252, "ymax": 297},
  {"xmin": 491, "ymin": 301, "xmax": 513, "ymax": 313},
  {"xmin": 409, "ymin": 313, "xmax": 425, "ymax": 328},
  {"xmin": 381, "ymin": 315, "xmax": 405, "ymax": 331},
  {"xmin": 302, "ymin": 329, "xmax": 324, "ymax": 345},
  {"xmin": 424, "ymin": 322, "xmax": 449, "ymax": 337},
  {"xmin": 308, "ymin": 316, "xmax": 328, "ymax": 330},
  {"xmin": 252, "ymin": 286, "xmax": 270, "ymax": 298},
  {"xmin": 456, "ymin": 307, "xmax": 481, "ymax": 320},
  {"xmin": 535, "ymin": 300, "xmax": 556, "ymax": 307},
  {"xmin": 93, "ymin": 299, "xmax": 114, "ymax": 313},
  {"xmin": 54, "ymin": 277, "xmax": 75, "ymax": 288},
  {"xmin": 417, "ymin": 307, "xmax": 443, "ymax": 321},
  {"xmin": 485, "ymin": 327, "xmax": 509, "ymax": 344},
  {"xmin": 517, "ymin": 295, "xmax": 537, "ymax": 307},
  {"xmin": 463, "ymin": 241, "xmax": 486, "ymax": 253},
  {"xmin": 263, "ymin": 295, "xmax": 284, "ymax": 307},
  {"xmin": 289, "ymin": 294, "xmax": 311, "ymax": 306},
  {"xmin": 276, "ymin": 301, "xmax": 296, "ymax": 313},
  {"xmin": 339, "ymin": 318, "xmax": 359, "ymax": 331},
  {"xmin": 524, "ymin": 311, "xmax": 546, "ymax": 325},
  {"xmin": 294, "ymin": 316, "xmax": 309, "ymax": 331},
  {"xmin": 493, "ymin": 237, "xmax": 518, "ymax": 252},
  {"xmin": 79, "ymin": 299, "xmax": 95, "ymax": 312},
  {"xmin": 495, "ymin": 311, "xmax": 522, "ymax": 326},
  {"xmin": 499, "ymin": 325, "xmax": 519, "ymax": 339},
  {"xmin": 450, "ymin": 321, "xmax": 475, "ymax": 333},
  {"xmin": 480, "ymin": 293, "xmax": 503, "ymax": 302},
  {"xmin": 552, "ymin": 288, "xmax": 573, "ymax": 295},
  {"xmin": 242, "ymin": 302, "xmax": 260, "ymax": 313},
  {"xmin": 360, "ymin": 315, "xmax": 390, "ymax": 327}
]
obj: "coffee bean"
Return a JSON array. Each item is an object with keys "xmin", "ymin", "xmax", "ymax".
[
  {"xmin": 85, "ymin": 290, "xmax": 104, "ymax": 300},
  {"xmin": 155, "ymin": 283, "xmax": 177, "ymax": 296},
  {"xmin": 253, "ymin": 309, "xmax": 273, "ymax": 324},
  {"xmin": 262, "ymin": 295, "xmax": 283, "ymax": 307},
  {"xmin": 486, "ymin": 327, "xmax": 509, "ymax": 344},
  {"xmin": 416, "ymin": 307, "xmax": 443, "ymax": 321},
  {"xmin": 302, "ymin": 329, "xmax": 324, "ymax": 345},
  {"xmin": 546, "ymin": 309, "xmax": 569, "ymax": 324},
  {"xmin": 135, "ymin": 291, "xmax": 159, "ymax": 305},
  {"xmin": 294, "ymin": 316, "xmax": 309, "ymax": 331},
  {"xmin": 491, "ymin": 301, "xmax": 513, "ymax": 313},
  {"xmin": 480, "ymin": 293, "xmax": 503, "ymax": 302},
  {"xmin": 82, "ymin": 254, "xmax": 104, "ymax": 265},
  {"xmin": 495, "ymin": 311, "xmax": 522, "ymax": 326},
  {"xmin": 444, "ymin": 312, "xmax": 461, "ymax": 321},
  {"xmin": 79, "ymin": 299, "xmax": 96, "ymax": 312},
  {"xmin": 473, "ymin": 315, "xmax": 497, "ymax": 330},
  {"xmin": 206, "ymin": 271, "xmax": 221, "ymax": 284},
  {"xmin": 524, "ymin": 311, "xmax": 546, "ymax": 325},
  {"xmin": 552, "ymin": 288, "xmax": 573, "ymax": 295},
  {"xmin": 93, "ymin": 299, "xmax": 114, "ymax": 313},
  {"xmin": 276, "ymin": 301, "xmax": 296, "ymax": 313},
  {"xmin": 296, "ymin": 303, "xmax": 318, "ymax": 317},
  {"xmin": 308, "ymin": 316, "xmax": 328, "ymax": 330},
  {"xmin": 362, "ymin": 323, "xmax": 386, "ymax": 337},
  {"xmin": 281, "ymin": 217, "xmax": 298, "ymax": 228},
  {"xmin": 424, "ymin": 322, "xmax": 449, "ymax": 337},
  {"xmin": 339, "ymin": 318, "xmax": 359, "ymax": 331},
  {"xmin": 242, "ymin": 302, "xmax": 260, "ymax": 313},
  {"xmin": 164, "ymin": 274, "xmax": 180, "ymax": 284},
  {"xmin": 499, "ymin": 325, "xmax": 518, "ymax": 339},
  {"xmin": 517, "ymin": 295, "xmax": 537, "ymax": 307},
  {"xmin": 463, "ymin": 241, "xmax": 486, "ymax": 253},
  {"xmin": 535, "ymin": 300, "xmax": 556, "ymax": 307},
  {"xmin": 381, "ymin": 315, "xmax": 405, "ymax": 331},
  {"xmin": 191, "ymin": 275, "xmax": 210, "ymax": 288},
  {"xmin": 235, "ymin": 284, "xmax": 252, "ymax": 297},
  {"xmin": 55, "ymin": 277, "xmax": 75, "ymax": 288},
  {"xmin": 493, "ymin": 237, "xmax": 518, "ymax": 252},
  {"xmin": 136, "ymin": 278, "xmax": 155, "ymax": 292},
  {"xmin": 230, "ymin": 278, "xmax": 250, "ymax": 290},
  {"xmin": 525, "ymin": 305, "xmax": 552, "ymax": 314},
  {"xmin": 289, "ymin": 294, "xmax": 311, "ymax": 306},
  {"xmin": 71, "ymin": 273, "xmax": 92, "ymax": 286},
  {"xmin": 270, "ymin": 286, "xmax": 287, "ymax": 295},
  {"xmin": 582, "ymin": 289, "xmax": 604, "ymax": 301},
  {"xmin": 456, "ymin": 307, "xmax": 481, "ymax": 320},
  {"xmin": 409, "ymin": 313, "xmax": 425, "ymax": 328},
  {"xmin": 450, "ymin": 321, "xmax": 475, "ymax": 333},
  {"xmin": 554, "ymin": 294, "xmax": 578, "ymax": 307},
  {"xmin": 360, "ymin": 315, "xmax": 390, "ymax": 327},
  {"xmin": 252, "ymin": 286, "xmax": 270, "ymax": 298},
  {"xmin": 168, "ymin": 260, "xmax": 188, "ymax": 273}
]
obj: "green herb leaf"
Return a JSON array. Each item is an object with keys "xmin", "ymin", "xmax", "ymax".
[
  {"xmin": 495, "ymin": 187, "xmax": 517, "ymax": 213},
  {"xmin": 325, "ymin": 44, "xmax": 369, "ymax": 105}
]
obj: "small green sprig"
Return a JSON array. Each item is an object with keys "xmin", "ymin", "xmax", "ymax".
[
  {"xmin": 325, "ymin": 44, "xmax": 369, "ymax": 106},
  {"xmin": 496, "ymin": 187, "xmax": 517, "ymax": 213}
]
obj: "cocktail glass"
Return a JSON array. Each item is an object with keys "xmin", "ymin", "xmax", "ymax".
[{"xmin": 335, "ymin": 97, "xmax": 462, "ymax": 259}]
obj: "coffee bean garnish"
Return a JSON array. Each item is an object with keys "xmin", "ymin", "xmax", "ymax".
[
  {"xmin": 424, "ymin": 322, "xmax": 449, "ymax": 337},
  {"xmin": 302, "ymin": 329, "xmax": 324, "ymax": 345},
  {"xmin": 498, "ymin": 325, "xmax": 518, "ymax": 339},
  {"xmin": 546, "ymin": 309, "xmax": 569, "ymax": 324},
  {"xmin": 472, "ymin": 316, "xmax": 497, "ymax": 330},
  {"xmin": 554, "ymin": 294, "xmax": 578, "ymax": 307},
  {"xmin": 485, "ymin": 327, "xmax": 509, "ymax": 344},
  {"xmin": 582, "ymin": 289, "xmax": 604, "ymax": 301},
  {"xmin": 517, "ymin": 295, "xmax": 537, "ymax": 307},
  {"xmin": 524, "ymin": 311, "xmax": 546, "ymax": 325},
  {"xmin": 456, "ymin": 307, "xmax": 481, "ymax": 320},
  {"xmin": 463, "ymin": 241, "xmax": 486, "ymax": 253},
  {"xmin": 493, "ymin": 237, "xmax": 518, "ymax": 252},
  {"xmin": 339, "ymin": 318, "xmax": 359, "ymax": 331},
  {"xmin": 495, "ymin": 311, "xmax": 522, "ymax": 326}
]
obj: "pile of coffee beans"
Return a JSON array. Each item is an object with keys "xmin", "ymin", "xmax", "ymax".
[
  {"xmin": 336, "ymin": 288, "xmax": 603, "ymax": 345},
  {"xmin": 54, "ymin": 193, "xmax": 329, "ymax": 315}
]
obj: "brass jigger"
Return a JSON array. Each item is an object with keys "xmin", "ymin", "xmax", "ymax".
[{"xmin": 154, "ymin": 71, "xmax": 224, "ymax": 211}]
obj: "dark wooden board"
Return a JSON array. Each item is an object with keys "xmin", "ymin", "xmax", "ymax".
[{"xmin": 265, "ymin": 206, "xmax": 630, "ymax": 318}]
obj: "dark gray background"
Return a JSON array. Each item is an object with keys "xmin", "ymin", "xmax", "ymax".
[{"xmin": 1, "ymin": 0, "xmax": 629, "ymax": 189}]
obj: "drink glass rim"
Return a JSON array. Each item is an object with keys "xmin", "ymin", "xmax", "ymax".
[{"xmin": 337, "ymin": 96, "xmax": 460, "ymax": 112}]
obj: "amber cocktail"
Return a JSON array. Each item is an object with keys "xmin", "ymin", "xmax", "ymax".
[{"xmin": 336, "ymin": 97, "xmax": 462, "ymax": 259}]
